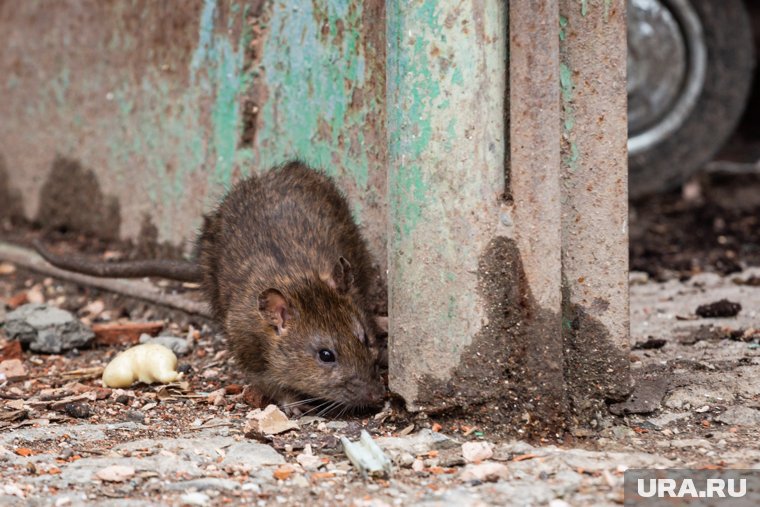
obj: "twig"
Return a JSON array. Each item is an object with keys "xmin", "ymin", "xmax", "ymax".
[{"xmin": 0, "ymin": 241, "xmax": 212, "ymax": 318}]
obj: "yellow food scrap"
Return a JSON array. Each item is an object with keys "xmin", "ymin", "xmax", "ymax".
[{"xmin": 102, "ymin": 343, "xmax": 182, "ymax": 388}]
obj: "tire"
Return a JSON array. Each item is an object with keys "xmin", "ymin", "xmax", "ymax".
[{"xmin": 628, "ymin": 0, "xmax": 755, "ymax": 199}]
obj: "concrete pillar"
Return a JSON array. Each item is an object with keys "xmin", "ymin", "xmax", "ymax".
[
  {"xmin": 387, "ymin": 0, "xmax": 631, "ymax": 433},
  {"xmin": 387, "ymin": 0, "xmax": 507, "ymax": 412},
  {"xmin": 559, "ymin": 0, "xmax": 632, "ymax": 419}
]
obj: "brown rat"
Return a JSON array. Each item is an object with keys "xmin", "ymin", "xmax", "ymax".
[{"xmin": 35, "ymin": 161, "xmax": 386, "ymax": 413}]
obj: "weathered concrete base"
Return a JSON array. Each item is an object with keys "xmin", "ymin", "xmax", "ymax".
[{"xmin": 388, "ymin": 0, "xmax": 630, "ymax": 433}]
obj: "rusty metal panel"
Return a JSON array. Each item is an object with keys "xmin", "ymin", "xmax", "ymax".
[
  {"xmin": 0, "ymin": 0, "xmax": 387, "ymax": 279},
  {"xmin": 559, "ymin": 0, "xmax": 632, "ymax": 416},
  {"xmin": 387, "ymin": 0, "xmax": 510, "ymax": 414},
  {"xmin": 506, "ymin": 0, "xmax": 567, "ymax": 433}
]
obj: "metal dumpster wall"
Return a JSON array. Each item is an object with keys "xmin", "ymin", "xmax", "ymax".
[{"xmin": 0, "ymin": 0, "xmax": 387, "ymax": 274}]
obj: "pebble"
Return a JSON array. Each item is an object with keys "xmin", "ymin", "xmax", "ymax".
[
  {"xmin": 460, "ymin": 462, "xmax": 510, "ymax": 482},
  {"xmin": 5, "ymin": 304, "xmax": 94, "ymax": 353},
  {"xmin": 461, "ymin": 441, "xmax": 493, "ymax": 463},
  {"xmin": 375, "ymin": 429, "xmax": 457, "ymax": 455},
  {"xmin": 716, "ymin": 406, "xmax": 760, "ymax": 426},
  {"xmin": 296, "ymin": 446, "xmax": 322, "ymax": 471},
  {"xmin": 125, "ymin": 410, "xmax": 146, "ymax": 424},
  {"xmin": 64, "ymin": 402, "xmax": 91, "ymax": 419},
  {"xmin": 139, "ymin": 334, "xmax": 192, "ymax": 356},
  {"xmin": 180, "ymin": 492, "xmax": 210, "ymax": 506},
  {"xmin": 244, "ymin": 405, "xmax": 298, "ymax": 438}
]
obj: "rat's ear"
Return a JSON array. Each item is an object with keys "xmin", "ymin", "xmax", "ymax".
[
  {"xmin": 330, "ymin": 257, "xmax": 354, "ymax": 295},
  {"xmin": 258, "ymin": 288, "xmax": 293, "ymax": 336}
]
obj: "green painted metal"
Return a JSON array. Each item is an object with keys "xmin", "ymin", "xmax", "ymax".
[
  {"xmin": 387, "ymin": 0, "xmax": 507, "ymax": 408},
  {"xmin": 0, "ymin": 0, "xmax": 386, "ymax": 267}
]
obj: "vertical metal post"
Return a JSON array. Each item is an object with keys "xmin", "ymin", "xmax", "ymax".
[
  {"xmin": 506, "ymin": 0, "xmax": 567, "ymax": 432},
  {"xmin": 559, "ymin": 0, "xmax": 632, "ymax": 412},
  {"xmin": 387, "ymin": 0, "xmax": 507, "ymax": 411}
]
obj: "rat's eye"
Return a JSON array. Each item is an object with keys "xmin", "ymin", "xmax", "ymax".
[{"xmin": 318, "ymin": 349, "xmax": 336, "ymax": 363}]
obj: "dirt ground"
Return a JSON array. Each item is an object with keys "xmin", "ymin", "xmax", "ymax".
[{"xmin": 0, "ymin": 172, "xmax": 759, "ymax": 506}]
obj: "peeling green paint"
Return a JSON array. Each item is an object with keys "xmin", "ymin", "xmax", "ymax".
[
  {"xmin": 0, "ymin": 0, "xmax": 387, "ymax": 262},
  {"xmin": 559, "ymin": 15, "xmax": 568, "ymax": 41},
  {"xmin": 254, "ymin": 0, "xmax": 377, "ymax": 194}
]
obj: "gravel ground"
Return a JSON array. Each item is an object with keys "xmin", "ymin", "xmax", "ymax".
[{"xmin": 0, "ymin": 262, "xmax": 757, "ymax": 506}]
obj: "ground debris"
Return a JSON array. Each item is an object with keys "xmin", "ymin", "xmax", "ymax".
[
  {"xmin": 341, "ymin": 430, "xmax": 392, "ymax": 479},
  {"xmin": 461, "ymin": 441, "xmax": 493, "ymax": 463},
  {"xmin": 5, "ymin": 303, "xmax": 94, "ymax": 353},
  {"xmin": 92, "ymin": 321, "xmax": 164, "ymax": 345},
  {"xmin": 632, "ymin": 337, "xmax": 667, "ymax": 350},
  {"xmin": 695, "ymin": 299, "xmax": 742, "ymax": 318},
  {"xmin": 244, "ymin": 405, "xmax": 299, "ymax": 439}
]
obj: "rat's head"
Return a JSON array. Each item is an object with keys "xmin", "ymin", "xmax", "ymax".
[{"xmin": 257, "ymin": 258, "xmax": 386, "ymax": 412}]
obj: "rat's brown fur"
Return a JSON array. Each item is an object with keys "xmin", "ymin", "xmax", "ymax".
[
  {"xmin": 198, "ymin": 161, "xmax": 385, "ymax": 411},
  {"xmin": 35, "ymin": 161, "xmax": 386, "ymax": 412}
]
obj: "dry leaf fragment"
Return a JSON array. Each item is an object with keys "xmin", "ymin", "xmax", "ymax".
[
  {"xmin": 92, "ymin": 321, "xmax": 164, "ymax": 346},
  {"xmin": 512, "ymin": 453, "xmax": 538, "ymax": 462},
  {"xmin": 273, "ymin": 465, "xmax": 295, "ymax": 481},
  {"xmin": 0, "ymin": 359, "xmax": 27, "ymax": 380}
]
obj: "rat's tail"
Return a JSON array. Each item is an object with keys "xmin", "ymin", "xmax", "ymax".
[{"xmin": 33, "ymin": 239, "xmax": 203, "ymax": 282}]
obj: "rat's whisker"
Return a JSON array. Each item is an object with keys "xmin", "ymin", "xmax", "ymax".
[
  {"xmin": 301, "ymin": 400, "xmax": 332, "ymax": 417},
  {"xmin": 282, "ymin": 397, "xmax": 320, "ymax": 408}
]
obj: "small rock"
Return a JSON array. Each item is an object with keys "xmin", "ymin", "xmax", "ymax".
[
  {"xmin": 0, "ymin": 305, "xmax": 6, "ymax": 325},
  {"xmin": 397, "ymin": 453, "xmax": 415, "ymax": 468},
  {"xmin": 64, "ymin": 402, "xmax": 91, "ymax": 419},
  {"xmin": 296, "ymin": 445, "xmax": 322, "ymax": 471},
  {"xmin": 79, "ymin": 300, "xmax": 105, "ymax": 319},
  {"xmin": 460, "ymin": 462, "xmax": 510, "ymax": 482},
  {"xmin": 26, "ymin": 286, "xmax": 45, "ymax": 304},
  {"xmin": 207, "ymin": 388, "xmax": 226, "ymax": 406},
  {"xmin": 291, "ymin": 474, "xmax": 310, "ymax": 488},
  {"xmin": 411, "ymin": 459, "xmax": 424, "ymax": 472},
  {"xmin": 139, "ymin": 334, "xmax": 191, "ymax": 356},
  {"xmin": 125, "ymin": 410, "xmax": 146, "ymax": 424},
  {"xmin": 95, "ymin": 465, "xmax": 135, "ymax": 482},
  {"xmin": 164, "ymin": 478, "xmax": 240, "ymax": 492},
  {"xmin": 629, "ymin": 271, "xmax": 649, "ymax": 285},
  {"xmin": 375, "ymin": 429, "xmax": 457, "ymax": 455},
  {"xmin": 326, "ymin": 421, "xmax": 348, "ymax": 430},
  {"xmin": 180, "ymin": 492, "xmax": 210, "ymax": 506},
  {"xmin": 716, "ymin": 406, "xmax": 760, "ymax": 426},
  {"xmin": 461, "ymin": 441, "xmax": 493, "ymax": 463},
  {"xmin": 114, "ymin": 394, "xmax": 133, "ymax": 406},
  {"xmin": 244, "ymin": 405, "xmax": 298, "ymax": 439},
  {"xmin": 695, "ymin": 299, "xmax": 741, "ymax": 318},
  {"xmin": 5, "ymin": 304, "xmax": 94, "ymax": 353},
  {"xmin": 0, "ymin": 359, "xmax": 27, "ymax": 380}
]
